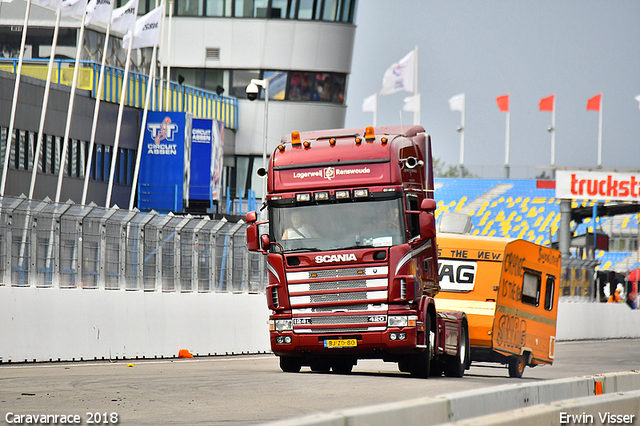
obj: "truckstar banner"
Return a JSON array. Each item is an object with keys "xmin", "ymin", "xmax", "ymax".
[
  {"xmin": 556, "ymin": 170, "xmax": 640, "ymax": 202},
  {"xmin": 139, "ymin": 111, "xmax": 192, "ymax": 212}
]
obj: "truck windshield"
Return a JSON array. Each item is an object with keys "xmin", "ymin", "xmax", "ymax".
[{"xmin": 270, "ymin": 198, "xmax": 406, "ymax": 253}]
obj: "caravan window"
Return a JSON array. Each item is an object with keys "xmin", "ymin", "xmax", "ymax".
[
  {"xmin": 522, "ymin": 271, "xmax": 541, "ymax": 306},
  {"xmin": 544, "ymin": 276, "xmax": 555, "ymax": 311}
]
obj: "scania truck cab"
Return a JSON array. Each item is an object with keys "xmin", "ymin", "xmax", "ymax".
[{"xmin": 246, "ymin": 125, "xmax": 469, "ymax": 378}]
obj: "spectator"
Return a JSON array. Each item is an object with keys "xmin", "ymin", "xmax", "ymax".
[
  {"xmin": 607, "ymin": 284, "xmax": 623, "ymax": 303},
  {"xmin": 626, "ymin": 293, "xmax": 637, "ymax": 309}
]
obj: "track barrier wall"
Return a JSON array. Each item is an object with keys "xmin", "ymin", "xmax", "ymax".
[{"xmin": 258, "ymin": 371, "xmax": 640, "ymax": 426}]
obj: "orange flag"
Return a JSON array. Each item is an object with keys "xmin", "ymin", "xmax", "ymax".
[
  {"xmin": 539, "ymin": 94, "xmax": 554, "ymax": 112},
  {"xmin": 496, "ymin": 94, "xmax": 509, "ymax": 112},
  {"xmin": 587, "ymin": 94, "xmax": 602, "ymax": 111}
]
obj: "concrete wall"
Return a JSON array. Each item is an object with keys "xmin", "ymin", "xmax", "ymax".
[
  {"xmin": 258, "ymin": 371, "xmax": 640, "ymax": 426},
  {"xmin": 1, "ymin": 287, "xmax": 639, "ymax": 364},
  {"xmin": 556, "ymin": 301, "xmax": 640, "ymax": 340},
  {"xmin": 0, "ymin": 286, "xmax": 270, "ymax": 363}
]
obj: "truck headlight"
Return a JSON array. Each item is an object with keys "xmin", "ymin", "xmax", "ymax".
[
  {"xmin": 388, "ymin": 316, "xmax": 408, "ymax": 327},
  {"xmin": 273, "ymin": 319, "xmax": 293, "ymax": 331}
]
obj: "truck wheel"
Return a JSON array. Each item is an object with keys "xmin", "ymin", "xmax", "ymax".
[
  {"xmin": 443, "ymin": 319, "xmax": 469, "ymax": 378},
  {"xmin": 508, "ymin": 354, "xmax": 526, "ymax": 378},
  {"xmin": 279, "ymin": 356, "xmax": 302, "ymax": 373},
  {"xmin": 410, "ymin": 315, "xmax": 432, "ymax": 378}
]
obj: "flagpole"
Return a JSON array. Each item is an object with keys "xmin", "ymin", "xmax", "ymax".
[
  {"xmin": 129, "ymin": 43, "xmax": 158, "ymax": 210},
  {"xmin": 55, "ymin": 12, "xmax": 87, "ymax": 203},
  {"xmin": 504, "ymin": 109, "xmax": 510, "ymax": 179},
  {"xmin": 157, "ymin": 0, "xmax": 166, "ymax": 111},
  {"xmin": 29, "ymin": 7, "xmax": 61, "ymax": 200},
  {"xmin": 0, "ymin": 0, "xmax": 32, "ymax": 196},
  {"xmin": 164, "ymin": 0, "xmax": 173, "ymax": 111},
  {"xmin": 105, "ymin": 32, "xmax": 133, "ymax": 208},
  {"xmin": 373, "ymin": 93, "xmax": 377, "ymax": 127},
  {"xmin": 597, "ymin": 92, "xmax": 603, "ymax": 168},
  {"xmin": 459, "ymin": 92, "xmax": 465, "ymax": 174},
  {"xmin": 413, "ymin": 45, "xmax": 419, "ymax": 125},
  {"xmin": 82, "ymin": 15, "xmax": 112, "ymax": 205},
  {"xmin": 550, "ymin": 93, "xmax": 556, "ymax": 172}
]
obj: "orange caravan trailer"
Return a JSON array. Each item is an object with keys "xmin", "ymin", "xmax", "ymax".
[{"xmin": 435, "ymin": 233, "xmax": 561, "ymax": 378}]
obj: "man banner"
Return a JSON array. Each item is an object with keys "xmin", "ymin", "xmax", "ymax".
[
  {"xmin": 380, "ymin": 49, "xmax": 415, "ymax": 95},
  {"xmin": 60, "ymin": 0, "xmax": 87, "ymax": 17},
  {"xmin": 110, "ymin": 0, "xmax": 138, "ymax": 33},
  {"xmin": 123, "ymin": 4, "xmax": 163, "ymax": 49},
  {"xmin": 85, "ymin": 0, "xmax": 113, "ymax": 24}
]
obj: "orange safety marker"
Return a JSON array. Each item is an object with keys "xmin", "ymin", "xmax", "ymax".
[
  {"xmin": 595, "ymin": 381, "xmax": 603, "ymax": 395},
  {"xmin": 178, "ymin": 349, "xmax": 194, "ymax": 359}
]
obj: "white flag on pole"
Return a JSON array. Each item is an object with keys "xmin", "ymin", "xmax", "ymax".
[
  {"xmin": 110, "ymin": 0, "xmax": 138, "ymax": 33},
  {"xmin": 635, "ymin": 94, "xmax": 640, "ymax": 109},
  {"xmin": 448, "ymin": 92, "xmax": 465, "ymax": 112},
  {"xmin": 32, "ymin": 0, "xmax": 63, "ymax": 8},
  {"xmin": 380, "ymin": 49, "xmax": 415, "ymax": 95},
  {"xmin": 362, "ymin": 93, "xmax": 377, "ymax": 112},
  {"xmin": 61, "ymin": 0, "xmax": 88, "ymax": 17},
  {"xmin": 123, "ymin": 4, "xmax": 162, "ymax": 49},
  {"xmin": 402, "ymin": 94, "xmax": 419, "ymax": 112},
  {"xmin": 86, "ymin": 0, "xmax": 114, "ymax": 24}
]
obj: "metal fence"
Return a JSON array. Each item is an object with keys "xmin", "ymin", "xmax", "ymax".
[{"xmin": 0, "ymin": 195, "xmax": 266, "ymax": 293}]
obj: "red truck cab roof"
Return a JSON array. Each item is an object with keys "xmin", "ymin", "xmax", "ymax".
[{"xmin": 268, "ymin": 125, "xmax": 433, "ymax": 194}]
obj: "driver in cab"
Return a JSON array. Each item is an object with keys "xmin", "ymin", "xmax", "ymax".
[{"xmin": 282, "ymin": 211, "xmax": 317, "ymax": 240}]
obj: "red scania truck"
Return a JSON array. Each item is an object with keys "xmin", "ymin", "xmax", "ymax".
[{"xmin": 246, "ymin": 125, "xmax": 469, "ymax": 377}]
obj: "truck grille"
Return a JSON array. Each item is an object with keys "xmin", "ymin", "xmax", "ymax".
[{"xmin": 286, "ymin": 264, "xmax": 389, "ymax": 334}]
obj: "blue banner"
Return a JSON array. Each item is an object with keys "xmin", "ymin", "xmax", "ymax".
[
  {"xmin": 139, "ymin": 111, "xmax": 192, "ymax": 212},
  {"xmin": 190, "ymin": 118, "xmax": 213, "ymax": 200}
]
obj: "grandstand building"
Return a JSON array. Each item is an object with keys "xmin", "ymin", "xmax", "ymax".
[{"xmin": 0, "ymin": 0, "xmax": 357, "ymax": 209}]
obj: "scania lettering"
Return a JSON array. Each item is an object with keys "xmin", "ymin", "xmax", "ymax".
[
  {"xmin": 315, "ymin": 254, "xmax": 357, "ymax": 263},
  {"xmin": 247, "ymin": 126, "xmax": 469, "ymax": 377}
]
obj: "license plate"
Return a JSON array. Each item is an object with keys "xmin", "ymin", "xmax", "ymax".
[{"xmin": 324, "ymin": 339, "xmax": 357, "ymax": 348}]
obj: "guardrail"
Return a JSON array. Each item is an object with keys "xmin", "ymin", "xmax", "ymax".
[
  {"xmin": 0, "ymin": 58, "xmax": 238, "ymax": 130},
  {"xmin": 258, "ymin": 371, "xmax": 640, "ymax": 426},
  {"xmin": 0, "ymin": 194, "xmax": 264, "ymax": 293}
]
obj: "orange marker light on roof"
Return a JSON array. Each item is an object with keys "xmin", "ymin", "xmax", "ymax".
[
  {"xmin": 365, "ymin": 126, "xmax": 375, "ymax": 142},
  {"xmin": 381, "ymin": 137, "xmax": 388, "ymax": 144},
  {"xmin": 278, "ymin": 144, "xmax": 285, "ymax": 152},
  {"xmin": 303, "ymin": 140, "xmax": 311, "ymax": 148},
  {"xmin": 291, "ymin": 131, "xmax": 302, "ymax": 146},
  {"xmin": 329, "ymin": 138, "xmax": 336, "ymax": 146},
  {"xmin": 355, "ymin": 137, "xmax": 362, "ymax": 145}
]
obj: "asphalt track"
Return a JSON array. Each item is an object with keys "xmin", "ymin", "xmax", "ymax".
[{"xmin": 0, "ymin": 339, "xmax": 638, "ymax": 425}]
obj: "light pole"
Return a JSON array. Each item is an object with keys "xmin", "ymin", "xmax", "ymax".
[{"xmin": 246, "ymin": 77, "xmax": 271, "ymax": 211}]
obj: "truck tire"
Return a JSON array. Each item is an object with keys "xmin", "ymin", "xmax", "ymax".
[
  {"xmin": 409, "ymin": 315, "xmax": 433, "ymax": 378},
  {"xmin": 508, "ymin": 354, "xmax": 526, "ymax": 378},
  {"xmin": 443, "ymin": 319, "xmax": 469, "ymax": 378},
  {"xmin": 279, "ymin": 356, "xmax": 302, "ymax": 373}
]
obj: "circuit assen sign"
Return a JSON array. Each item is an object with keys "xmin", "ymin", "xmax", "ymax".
[{"xmin": 556, "ymin": 170, "xmax": 640, "ymax": 202}]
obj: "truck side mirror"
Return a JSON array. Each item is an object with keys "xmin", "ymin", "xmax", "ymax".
[
  {"xmin": 260, "ymin": 234, "xmax": 271, "ymax": 251},
  {"xmin": 419, "ymin": 211, "xmax": 436, "ymax": 240},
  {"xmin": 418, "ymin": 198, "xmax": 436, "ymax": 239},
  {"xmin": 246, "ymin": 211, "xmax": 262, "ymax": 252},
  {"xmin": 420, "ymin": 198, "xmax": 436, "ymax": 212}
]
